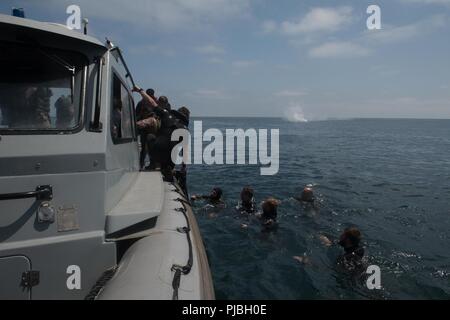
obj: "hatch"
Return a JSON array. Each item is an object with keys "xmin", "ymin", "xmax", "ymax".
[{"xmin": 0, "ymin": 255, "xmax": 32, "ymax": 300}]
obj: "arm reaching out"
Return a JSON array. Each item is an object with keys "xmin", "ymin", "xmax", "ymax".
[{"xmin": 133, "ymin": 86, "xmax": 158, "ymax": 108}]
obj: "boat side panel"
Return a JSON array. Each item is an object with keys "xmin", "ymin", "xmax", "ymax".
[
  {"xmin": 0, "ymin": 232, "xmax": 116, "ymax": 300},
  {"xmin": 0, "ymin": 171, "xmax": 108, "ymax": 243}
]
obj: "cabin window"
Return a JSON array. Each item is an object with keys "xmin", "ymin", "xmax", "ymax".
[
  {"xmin": 0, "ymin": 42, "xmax": 85, "ymax": 133},
  {"xmin": 111, "ymin": 73, "xmax": 135, "ymax": 143}
]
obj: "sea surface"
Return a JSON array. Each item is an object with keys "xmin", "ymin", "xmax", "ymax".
[{"xmin": 187, "ymin": 118, "xmax": 450, "ymax": 300}]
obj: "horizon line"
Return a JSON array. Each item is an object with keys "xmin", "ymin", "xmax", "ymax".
[{"xmin": 191, "ymin": 116, "xmax": 450, "ymax": 121}]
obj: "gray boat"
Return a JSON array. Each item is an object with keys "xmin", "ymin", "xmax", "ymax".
[{"xmin": 0, "ymin": 13, "xmax": 214, "ymax": 300}]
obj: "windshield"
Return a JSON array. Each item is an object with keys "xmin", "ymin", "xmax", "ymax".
[{"xmin": 0, "ymin": 42, "xmax": 86, "ymax": 132}]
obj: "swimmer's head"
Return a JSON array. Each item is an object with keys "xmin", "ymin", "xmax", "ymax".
[
  {"xmin": 339, "ymin": 227, "xmax": 362, "ymax": 249},
  {"xmin": 300, "ymin": 186, "xmax": 314, "ymax": 202},
  {"xmin": 210, "ymin": 187, "xmax": 223, "ymax": 201},
  {"xmin": 241, "ymin": 186, "xmax": 254, "ymax": 204},
  {"xmin": 262, "ymin": 197, "xmax": 279, "ymax": 220}
]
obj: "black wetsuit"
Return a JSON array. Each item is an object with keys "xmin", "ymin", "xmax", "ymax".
[
  {"xmin": 238, "ymin": 200, "xmax": 256, "ymax": 214},
  {"xmin": 261, "ymin": 209, "xmax": 278, "ymax": 229},
  {"xmin": 148, "ymin": 107, "xmax": 189, "ymax": 179},
  {"xmin": 337, "ymin": 246, "xmax": 366, "ymax": 273}
]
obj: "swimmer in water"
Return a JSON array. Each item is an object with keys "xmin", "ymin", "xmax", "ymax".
[
  {"xmin": 295, "ymin": 228, "xmax": 365, "ymax": 271},
  {"xmin": 191, "ymin": 187, "xmax": 224, "ymax": 205},
  {"xmin": 335, "ymin": 227, "xmax": 366, "ymax": 274},
  {"xmin": 295, "ymin": 185, "xmax": 319, "ymax": 215},
  {"xmin": 237, "ymin": 186, "xmax": 256, "ymax": 214},
  {"xmin": 257, "ymin": 197, "xmax": 280, "ymax": 230},
  {"xmin": 296, "ymin": 185, "xmax": 315, "ymax": 204}
]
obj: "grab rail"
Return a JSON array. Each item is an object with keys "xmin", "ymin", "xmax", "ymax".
[{"xmin": 0, "ymin": 185, "xmax": 53, "ymax": 202}]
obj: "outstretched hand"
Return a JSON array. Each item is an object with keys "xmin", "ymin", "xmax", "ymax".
[{"xmin": 132, "ymin": 85, "xmax": 142, "ymax": 93}]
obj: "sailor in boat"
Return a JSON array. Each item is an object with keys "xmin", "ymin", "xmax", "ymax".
[
  {"xmin": 136, "ymin": 88, "xmax": 157, "ymax": 170},
  {"xmin": 157, "ymin": 95, "xmax": 171, "ymax": 110},
  {"xmin": 132, "ymin": 85, "xmax": 188, "ymax": 181}
]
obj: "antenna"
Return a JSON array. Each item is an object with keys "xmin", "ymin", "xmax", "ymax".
[{"xmin": 82, "ymin": 18, "xmax": 89, "ymax": 35}]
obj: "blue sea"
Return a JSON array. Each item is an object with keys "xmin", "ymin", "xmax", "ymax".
[{"xmin": 187, "ymin": 118, "xmax": 450, "ymax": 300}]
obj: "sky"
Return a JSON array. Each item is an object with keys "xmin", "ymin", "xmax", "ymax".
[{"xmin": 1, "ymin": 0, "xmax": 450, "ymax": 119}]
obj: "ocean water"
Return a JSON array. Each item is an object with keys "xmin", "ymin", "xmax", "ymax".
[{"xmin": 187, "ymin": 118, "xmax": 450, "ymax": 300}]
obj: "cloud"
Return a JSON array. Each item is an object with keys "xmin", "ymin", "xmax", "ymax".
[
  {"xmin": 189, "ymin": 89, "xmax": 229, "ymax": 99},
  {"xmin": 280, "ymin": 6, "xmax": 354, "ymax": 35},
  {"xmin": 275, "ymin": 90, "xmax": 308, "ymax": 97},
  {"xmin": 195, "ymin": 44, "xmax": 225, "ymax": 55},
  {"xmin": 309, "ymin": 41, "xmax": 370, "ymax": 58},
  {"xmin": 261, "ymin": 20, "xmax": 277, "ymax": 33},
  {"xmin": 232, "ymin": 60, "xmax": 260, "ymax": 68},
  {"xmin": 370, "ymin": 65, "xmax": 401, "ymax": 77},
  {"xmin": 399, "ymin": 0, "xmax": 450, "ymax": 5},
  {"xmin": 362, "ymin": 14, "xmax": 447, "ymax": 44},
  {"xmin": 207, "ymin": 57, "xmax": 225, "ymax": 64},
  {"xmin": 40, "ymin": 0, "xmax": 252, "ymax": 31},
  {"xmin": 128, "ymin": 44, "xmax": 176, "ymax": 57},
  {"xmin": 308, "ymin": 14, "xmax": 447, "ymax": 59}
]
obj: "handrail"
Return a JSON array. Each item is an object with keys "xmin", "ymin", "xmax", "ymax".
[
  {"xmin": 0, "ymin": 185, "xmax": 53, "ymax": 202},
  {"xmin": 109, "ymin": 46, "xmax": 136, "ymax": 88}
]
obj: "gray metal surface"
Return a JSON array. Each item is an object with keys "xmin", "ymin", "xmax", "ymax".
[
  {"xmin": 0, "ymin": 13, "xmax": 106, "ymax": 49},
  {"xmin": 0, "ymin": 255, "xmax": 31, "ymax": 300},
  {"xmin": 106, "ymin": 172, "xmax": 164, "ymax": 234}
]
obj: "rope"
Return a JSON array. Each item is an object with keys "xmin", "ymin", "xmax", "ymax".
[
  {"xmin": 170, "ymin": 185, "xmax": 194, "ymax": 300},
  {"xmin": 171, "ymin": 267, "xmax": 182, "ymax": 300}
]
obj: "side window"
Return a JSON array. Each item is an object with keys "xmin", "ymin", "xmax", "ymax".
[{"xmin": 111, "ymin": 73, "xmax": 134, "ymax": 143}]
